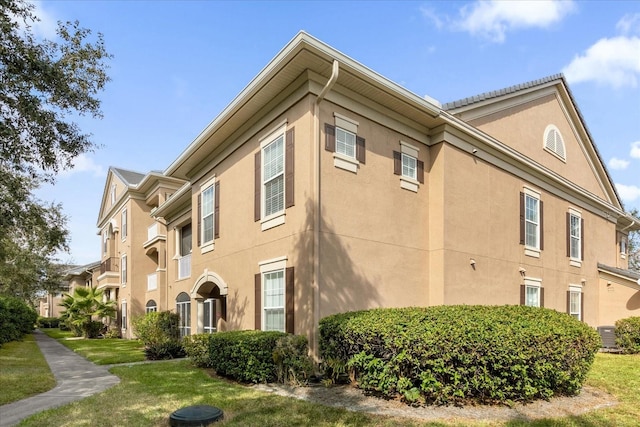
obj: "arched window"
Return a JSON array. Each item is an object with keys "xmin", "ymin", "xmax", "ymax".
[
  {"xmin": 544, "ymin": 125, "xmax": 566, "ymax": 161},
  {"xmin": 145, "ymin": 300, "xmax": 157, "ymax": 313},
  {"xmin": 176, "ymin": 292, "xmax": 191, "ymax": 337}
]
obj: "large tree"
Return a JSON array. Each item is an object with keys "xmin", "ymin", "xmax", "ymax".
[
  {"xmin": 628, "ymin": 208, "xmax": 639, "ymax": 273},
  {"xmin": 0, "ymin": 0, "xmax": 111, "ymax": 300}
]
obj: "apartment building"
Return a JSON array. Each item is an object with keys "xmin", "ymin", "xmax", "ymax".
[
  {"xmin": 97, "ymin": 32, "xmax": 640, "ymax": 352},
  {"xmin": 38, "ymin": 261, "xmax": 101, "ymax": 318}
]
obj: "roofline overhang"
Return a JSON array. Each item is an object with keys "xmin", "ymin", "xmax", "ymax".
[
  {"xmin": 152, "ymin": 182, "xmax": 192, "ymax": 220},
  {"xmin": 164, "ymin": 31, "xmax": 442, "ymax": 179}
]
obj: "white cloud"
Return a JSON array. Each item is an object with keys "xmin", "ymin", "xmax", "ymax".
[
  {"xmin": 616, "ymin": 13, "xmax": 640, "ymax": 36},
  {"xmin": 60, "ymin": 153, "xmax": 106, "ymax": 178},
  {"xmin": 616, "ymin": 183, "xmax": 640, "ymax": 202},
  {"xmin": 563, "ymin": 36, "xmax": 640, "ymax": 88},
  {"xmin": 421, "ymin": 7, "xmax": 445, "ymax": 30},
  {"xmin": 631, "ymin": 141, "xmax": 640, "ymax": 159},
  {"xmin": 609, "ymin": 157, "xmax": 630, "ymax": 170},
  {"xmin": 453, "ymin": 0, "xmax": 576, "ymax": 43},
  {"xmin": 29, "ymin": 1, "xmax": 58, "ymax": 39}
]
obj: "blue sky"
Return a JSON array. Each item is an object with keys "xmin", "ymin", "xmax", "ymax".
[{"xmin": 27, "ymin": 0, "xmax": 640, "ymax": 265}]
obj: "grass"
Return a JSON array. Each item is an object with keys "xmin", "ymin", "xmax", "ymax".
[
  {"xmin": 0, "ymin": 334, "xmax": 55, "ymax": 405},
  {"xmin": 41, "ymin": 328, "xmax": 146, "ymax": 365}
]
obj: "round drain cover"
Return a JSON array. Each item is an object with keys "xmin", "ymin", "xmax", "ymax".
[{"xmin": 169, "ymin": 405, "xmax": 224, "ymax": 426}]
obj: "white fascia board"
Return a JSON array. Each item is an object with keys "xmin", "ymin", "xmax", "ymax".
[{"xmin": 153, "ymin": 182, "xmax": 192, "ymax": 219}]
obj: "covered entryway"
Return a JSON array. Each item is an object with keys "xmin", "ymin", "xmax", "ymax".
[{"xmin": 190, "ymin": 271, "xmax": 228, "ymax": 334}]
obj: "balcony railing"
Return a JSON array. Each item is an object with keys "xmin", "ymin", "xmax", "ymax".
[
  {"xmin": 148, "ymin": 223, "xmax": 159, "ymax": 241},
  {"xmin": 178, "ymin": 254, "xmax": 191, "ymax": 280},
  {"xmin": 147, "ymin": 272, "xmax": 158, "ymax": 291},
  {"xmin": 100, "ymin": 257, "xmax": 119, "ymax": 275}
]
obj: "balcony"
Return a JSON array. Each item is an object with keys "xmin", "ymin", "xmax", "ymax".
[
  {"xmin": 178, "ymin": 254, "xmax": 191, "ymax": 280},
  {"xmin": 144, "ymin": 222, "xmax": 166, "ymax": 253},
  {"xmin": 97, "ymin": 257, "xmax": 120, "ymax": 290},
  {"xmin": 100, "ymin": 257, "xmax": 119, "ymax": 274},
  {"xmin": 147, "ymin": 272, "xmax": 158, "ymax": 291}
]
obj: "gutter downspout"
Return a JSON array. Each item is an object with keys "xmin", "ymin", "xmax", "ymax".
[{"xmin": 312, "ymin": 60, "xmax": 339, "ymax": 361}]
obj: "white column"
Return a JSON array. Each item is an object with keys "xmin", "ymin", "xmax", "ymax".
[{"xmin": 196, "ymin": 298, "xmax": 204, "ymax": 334}]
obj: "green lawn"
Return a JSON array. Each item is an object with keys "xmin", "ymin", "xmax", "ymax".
[
  {"xmin": 0, "ymin": 334, "xmax": 55, "ymax": 405},
  {"xmin": 41, "ymin": 328, "xmax": 146, "ymax": 365}
]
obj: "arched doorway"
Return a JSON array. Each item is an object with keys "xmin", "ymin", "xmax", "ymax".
[{"xmin": 190, "ymin": 271, "xmax": 228, "ymax": 334}]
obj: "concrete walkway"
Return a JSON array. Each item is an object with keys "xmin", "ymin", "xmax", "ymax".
[{"xmin": 0, "ymin": 330, "xmax": 120, "ymax": 427}]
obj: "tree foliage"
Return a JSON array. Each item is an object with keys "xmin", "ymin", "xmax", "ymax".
[
  {"xmin": 0, "ymin": 0, "xmax": 111, "ymax": 301},
  {"xmin": 628, "ymin": 208, "xmax": 639, "ymax": 273},
  {"xmin": 59, "ymin": 286, "xmax": 115, "ymax": 338}
]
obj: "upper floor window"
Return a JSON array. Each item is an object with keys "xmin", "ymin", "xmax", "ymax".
[
  {"xmin": 567, "ymin": 209, "xmax": 584, "ymax": 265},
  {"xmin": 254, "ymin": 123, "xmax": 295, "ymax": 231},
  {"xmin": 201, "ymin": 184, "xmax": 214, "ymax": 245},
  {"xmin": 393, "ymin": 141, "xmax": 424, "ymax": 192},
  {"xmin": 568, "ymin": 286, "xmax": 583, "ymax": 321},
  {"xmin": 121, "ymin": 209, "xmax": 127, "ymax": 241},
  {"xmin": 520, "ymin": 188, "xmax": 543, "ymax": 256},
  {"xmin": 177, "ymin": 223, "xmax": 192, "ymax": 280},
  {"xmin": 102, "ymin": 229, "xmax": 108, "ymax": 254},
  {"xmin": 325, "ymin": 113, "xmax": 365, "ymax": 173},
  {"xmin": 543, "ymin": 124, "xmax": 566, "ymax": 161},
  {"xmin": 110, "ymin": 184, "xmax": 117, "ymax": 205},
  {"xmin": 621, "ymin": 236, "xmax": 628, "ymax": 257},
  {"xmin": 121, "ymin": 254, "xmax": 127, "ymax": 285},
  {"xmin": 197, "ymin": 179, "xmax": 219, "ymax": 252}
]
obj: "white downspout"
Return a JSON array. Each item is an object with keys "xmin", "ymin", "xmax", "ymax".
[{"xmin": 311, "ymin": 60, "xmax": 339, "ymax": 361}]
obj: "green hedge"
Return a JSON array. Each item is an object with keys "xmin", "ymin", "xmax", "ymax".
[
  {"xmin": 615, "ymin": 316, "xmax": 640, "ymax": 354},
  {"xmin": 37, "ymin": 316, "xmax": 61, "ymax": 328},
  {"xmin": 320, "ymin": 305, "xmax": 600, "ymax": 405},
  {"xmin": 0, "ymin": 296, "xmax": 37, "ymax": 346}
]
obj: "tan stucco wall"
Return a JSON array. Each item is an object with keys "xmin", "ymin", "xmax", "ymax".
[{"xmin": 469, "ymin": 94, "xmax": 609, "ymax": 202}]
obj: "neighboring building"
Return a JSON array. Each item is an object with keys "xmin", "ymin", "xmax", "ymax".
[
  {"xmin": 97, "ymin": 32, "xmax": 640, "ymax": 354},
  {"xmin": 37, "ymin": 261, "xmax": 100, "ymax": 318}
]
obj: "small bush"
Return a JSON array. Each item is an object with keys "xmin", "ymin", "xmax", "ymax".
[
  {"xmin": 208, "ymin": 330, "xmax": 287, "ymax": 383},
  {"xmin": 0, "ymin": 296, "xmax": 38, "ymax": 346},
  {"xmin": 320, "ymin": 306, "xmax": 601, "ymax": 405},
  {"xmin": 615, "ymin": 316, "xmax": 640, "ymax": 354},
  {"xmin": 273, "ymin": 334, "xmax": 314, "ymax": 385},
  {"xmin": 85, "ymin": 321, "xmax": 106, "ymax": 338},
  {"xmin": 183, "ymin": 334, "xmax": 214, "ymax": 367},
  {"xmin": 37, "ymin": 317, "xmax": 60, "ymax": 328},
  {"xmin": 132, "ymin": 311, "xmax": 184, "ymax": 360}
]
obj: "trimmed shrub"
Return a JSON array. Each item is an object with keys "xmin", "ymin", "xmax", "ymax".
[
  {"xmin": 132, "ymin": 311, "xmax": 184, "ymax": 360},
  {"xmin": 207, "ymin": 330, "xmax": 287, "ymax": 383},
  {"xmin": 273, "ymin": 334, "xmax": 314, "ymax": 385},
  {"xmin": 37, "ymin": 317, "xmax": 60, "ymax": 328},
  {"xmin": 0, "ymin": 296, "xmax": 38, "ymax": 346},
  {"xmin": 320, "ymin": 306, "xmax": 601, "ymax": 405},
  {"xmin": 183, "ymin": 334, "xmax": 215, "ymax": 367},
  {"xmin": 615, "ymin": 316, "xmax": 640, "ymax": 354}
]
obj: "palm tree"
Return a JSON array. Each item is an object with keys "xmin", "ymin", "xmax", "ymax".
[{"xmin": 59, "ymin": 286, "xmax": 116, "ymax": 338}]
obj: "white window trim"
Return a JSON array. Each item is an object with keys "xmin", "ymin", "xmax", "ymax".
[
  {"xmin": 110, "ymin": 184, "xmax": 116, "ymax": 205},
  {"xmin": 203, "ymin": 298, "xmax": 216, "ymax": 334},
  {"xmin": 121, "ymin": 209, "xmax": 127, "ymax": 242},
  {"xmin": 569, "ymin": 208, "xmax": 582, "ymax": 267},
  {"xmin": 121, "ymin": 254, "xmax": 127, "ymax": 286},
  {"xmin": 523, "ymin": 187, "xmax": 541, "ymax": 257},
  {"xmin": 543, "ymin": 124, "xmax": 567, "ymax": 162},
  {"xmin": 259, "ymin": 256, "xmax": 287, "ymax": 273},
  {"xmin": 569, "ymin": 284, "xmax": 582, "ymax": 320},
  {"xmin": 199, "ymin": 176, "xmax": 216, "ymax": 253},
  {"xmin": 121, "ymin": 300, "xmax": 127, "ymax": 331},
  {"xmin": 259, "ymin": 256, "xmax": 287, "ymax": 332},
  {"xmin": 102, "ymin": 229, "xmax": 108, "ymax": 254},
  {"xmin": 620, "ymin": 237, "xmax": 627, "ymax": 259},
  {"xmin": 260, "ymin": 124, "xmax": 287, "ymax": 228},
  {"xmin": 524, "ymin": 277, "xmax": 542, "ymax": 308},
  {"xmin": 333, "ymin": 151, "xmax": 359, "ymax": 173},
  {"xmin": 333, "ymin": 113, "xmax": 361, "ymax": 173}
]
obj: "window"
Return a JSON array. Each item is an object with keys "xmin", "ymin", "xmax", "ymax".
[
  {"xmin": 393, "ymin": 141, "xmax": 424, "ymax": 192},
  {"xmin": 121, "ymin": 301, "xmax": 127, "ymax": 330},
  {"xmin": 121, "ymin": 254, "xmax": 127, "ymax": 285},
  {"xmin": 568, "ymin": 286, "xmax": 582, "ymax": 320},
  {"xmin": 145, "ymin": 300, "xmax": 157, "ymax": 313},
  {"xmin": 176, "ymin": 292, "xmax": 191, "ymax": 337},
  {"xmin": 203, "ymin": 298, "xmax": 216, "ymax": 334},
  {"xmin": 103, "ymin": 230, "xmax": 108, "ymax": 254},
  {"xmin": 254, "ymin": 124, "xmax": 295, "ymax": 230},
  {"xmin": 520, "ymin": 189, "xmax": 543, "ymax": 256},
  {"xmin": 621, "ymin": 236, "xmax": 628, "ymax": 257},
  {"xmin": 325, "ymin": 113, "xmax": 365, "ymax": 173},
  {"xmin": 201, "ymin": 185, "xmax": 214, "ymax": 245},
  {"xmin": 567, "ymin": 210, "xmax": 583, "ymax": 264},
  {"xmin": 544, "ymin": 125, "xmax": 566, "ymax": 161},
  {"xmin": 255, "ymin": 258, "xmax": 294, "ymax": 333},
  {"xmin": 520, "ymin": 278, "xmax": 543, "ymax": 308},
  {"xmin": 177, "ymin": 223, "xmax": 192, "ymax": 280},
  {"xmin": 110, "ymin": 184, "xmax": 116, "ymax": 205},
  {"xmin": 121, "ymin": 209, "xmax": 127, "ymax": 241}
]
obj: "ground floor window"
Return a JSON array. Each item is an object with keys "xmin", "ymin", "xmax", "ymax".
[
  {"xmin": 146, "ymin": 299, "xmax": 157, "ymax": 313},
  {"xmin": 263, "ymin": 270, "xmax": 285, "ymax": 332},
  {"xmin": 203, "ymin": 298, "xmax": 216, "ymax": 333},
  {"xmin": 569, "ymin": 286, "xmax": 582, "ymax": 320},
  {"xmin": 121, "ymin": 301, "xmax": 127, "ymax": 330},
  {"xmin": 176, "ymin": 292, "xmax": 191, "ymax": 337},
  {"xmin": 521, "ymin": 278, "xmax": 543, "ymax": 308}
]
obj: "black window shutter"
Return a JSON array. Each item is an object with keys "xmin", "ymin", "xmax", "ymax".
[
  {"xmin": 285, "ymin": 267, "xmax": 294, "ymax": 334},
  {"xmin": 540, "ymin": 287, "xmax": 545, "ymax": 307},
  {"xmin": 581, "ymin": 292, "xmax": 584, "ymax": 321},
  {"xmin": 255, "ymin": 273, "xmax": 261, "ymax": 330},
  {"xmin": 197, "ymin": 194, "xmax": 202, "ymax": 247},
  {"xmin": 285, "ymin": 128, "xmax": 295, "ymax": 208},
  {"xmin": 393, "ymin": 151, "xmax": 401, "ymax": 175},
  {"xmin": 214, "ymin": 181, "xmax": 220, "ymax": 239},
  {"xmin": 520, "ymin": 284, "xmax": 525, "ymax": 305},
  {"xmin": 254, "ymin": 152, "xmax": 261, "ymax": 222},
  {"xmin": 356, "ymin": 136, "xmax": 366, "ymax": 164},
  {"xmin": 417, "ymin": 160, "xmax": 425, "ymax": 184},
  {"xmin": 566, "ymin": 290, "xmax": 571, "ymax": 314},
  {"xmin": 581, "ymin": 219, "xmax": 585, "ymax": 261},
  {"xmin": 325, "ymin": 123, "xmax": 335, "ymax": 152},
  {"xmin": 519, "ymin": 192, "xmax": 525, "ymax": 245},
  {"xmin": 539, "ymin": 200, "xmax": 544, "ymax": 250},
  {"xmin": 566, "ymin": 212, "xmax": 571, "ymax": 257}
]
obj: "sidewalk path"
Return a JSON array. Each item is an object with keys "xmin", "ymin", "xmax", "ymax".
[{"xmin": 0, "ymin": 330, "xmax": 120, "ymax": 427}]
